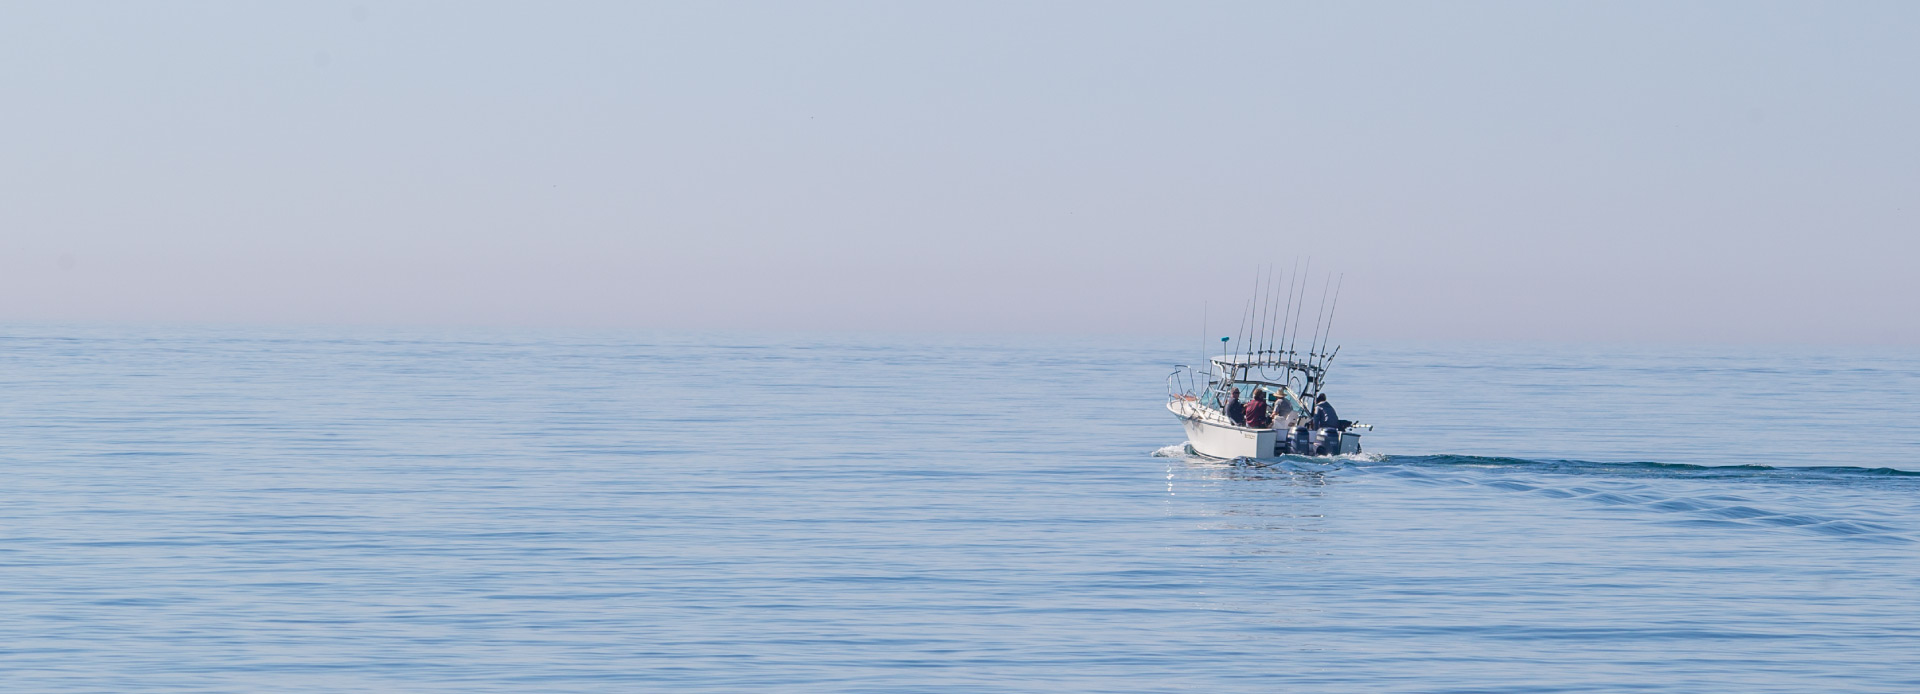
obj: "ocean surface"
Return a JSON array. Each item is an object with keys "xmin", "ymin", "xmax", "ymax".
[{"xmin": 1, "ymin": 325, "xmax": 1916, "ymax": 692}]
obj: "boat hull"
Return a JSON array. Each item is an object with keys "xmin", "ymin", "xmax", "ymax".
[
  {"xmin": 1182, "ymin": 416, "xmax": 1276, "ymax": 459},
  {"xmin": 1168, "ymin": 400, "xmax": 1361, "ymax": 459}
]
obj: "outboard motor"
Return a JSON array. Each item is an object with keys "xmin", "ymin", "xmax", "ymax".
[
  {"xmin": 1311, "ymin": 428, "xmax": 1338, "ymax": 456},
  {"xmin": 1290, "ymin": 427, "xmax": 1311, "ymax": 456}
]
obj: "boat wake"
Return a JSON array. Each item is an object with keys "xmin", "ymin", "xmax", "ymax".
[
  {"xmin": 1157, "ymin": 443, "xmax": 1919, "ymax": 481},
  {"xmin": 1371, "ymin": 453, "xmax": 1920, "ymax": 482},
  {"xmin": 1155, "ymin": 445, "xmax": 1920, "ymax": 544}
]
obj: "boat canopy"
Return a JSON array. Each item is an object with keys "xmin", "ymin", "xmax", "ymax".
[
  {"xmin": 1208, "ymin": 353, "xmax": 1320, "ymax": 379},
  {"xmin": 1208, "ymin": 353, "xmax": 1313, "ymax": 369}
]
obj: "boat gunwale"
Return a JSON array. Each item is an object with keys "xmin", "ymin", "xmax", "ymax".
[{"xmin": 1167, "ymin": 400, "xmax": 1288, "ymax": 435}]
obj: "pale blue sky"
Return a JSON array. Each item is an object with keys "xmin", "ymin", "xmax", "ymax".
[{"xmin": 3, "ymin": 2, "xmax": 1915, "ymax": 343}]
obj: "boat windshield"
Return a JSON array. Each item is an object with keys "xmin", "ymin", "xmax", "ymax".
[{"xmin": 1208, "ymin": 382, "xmax": 1305, "ymax": 416}]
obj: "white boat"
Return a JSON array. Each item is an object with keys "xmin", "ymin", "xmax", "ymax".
[
  {"xmin": 1167, "ymin": 354, "xmax": 1366, "ymax": 459},
  {"xmin": 1165, "ymin": 266, "xmax": 1369, "ymax": 460}
]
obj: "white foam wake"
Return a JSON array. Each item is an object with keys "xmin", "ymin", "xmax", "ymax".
[{"xmin": 1151, "ymin": 443, "xmax": 1191, "ymax": 458}]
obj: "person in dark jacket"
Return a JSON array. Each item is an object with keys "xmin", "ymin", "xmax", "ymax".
[
  {"xmin": 1223, "ymin": 387, "xmax": 1245, "ymax": 425},
  {"xmin": 1243, "ymin": 390, "xmax": 1272, "ymax": 428},
  {"xmin": 1311, "ymin": 393, "xmax": 1340, "ymax": 430}
]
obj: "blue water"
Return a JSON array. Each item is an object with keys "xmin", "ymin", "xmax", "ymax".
[{"xmin": 1, "ymin": 325, "xmax": 1916, "ymax": 692}]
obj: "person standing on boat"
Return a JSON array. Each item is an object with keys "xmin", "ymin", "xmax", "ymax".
[
  {"xmin": 1223, "ymin": 387, "xmax": 1245, "ymax": 426},
  {"xmin": 1311, "ymin": 393, "xmax": 1340, "ymax": 430},
  {"xmin": 1243, "ymin": 390, "xmax": 1272, "ymax": 428}
]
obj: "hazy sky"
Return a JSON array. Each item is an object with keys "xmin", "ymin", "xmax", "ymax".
[{"xmin": 3, "ymin": 2, "xmax": 1915, "ymax": 343}]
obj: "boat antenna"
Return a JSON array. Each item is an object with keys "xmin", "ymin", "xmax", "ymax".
[{"xmin": 1219, "ymin": 296, "xmax": 1232, "ymax": 379}]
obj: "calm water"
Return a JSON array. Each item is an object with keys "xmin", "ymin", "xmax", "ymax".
[{"xmin": 1, "ymin": 325, "xmax": 1916, "ymax": 692}]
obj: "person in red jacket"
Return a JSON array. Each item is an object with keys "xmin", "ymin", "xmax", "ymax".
[{"xmin": 1243, "ymin": 390, "xmax": 1271, "ymax": 428}]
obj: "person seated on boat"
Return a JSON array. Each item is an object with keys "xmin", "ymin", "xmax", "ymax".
[
  {"xmin": 1268, "ymin": 389, "xmax": 1295, "ymax": 425},
  {"xmin": 1223, "ymin": 387, "xmax": 1245, "ymax": 425},
  {"xmin": 1311, "ymin": 393, "xmax": 1340, "ymax": 430},
  {"xmin": 1243, "ymin": 390, "xmax": 1272, "ymax": 428}
]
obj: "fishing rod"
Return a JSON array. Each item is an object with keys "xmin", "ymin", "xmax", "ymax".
[
  {"xmin": 1247, "ymin": 266, "xmax": 1267, "ymax": 364},
  {"xmin": 1259, "ymin": 265, "xmax": 1274, "ymax": 380},
  {"xmin": 1234, "ymin": 268, "xmax": 1255, "ymax": 366},
  {"xmin": 1267, "ymin": 265, "xmax": 1282, "ymax": 378},
  {"xmin": 1220, "ymin": 297, "xmax": 1234, "ymax": 379},
  {"xmin": 1306, "ymin": 271, "xmax": 1331, "ymax": 373},
  {"xmin": 1277, "ymin": 257, "xmax": 1299, "ymax": 365},
  {"xmin": 1284, "ymin": 260, "xmax": 1311, "ymax": 395},
  {"xmin": 1253, "ymin": 263, "xmax": 1268, "ymax": 360},
  {"xmin": 1312, "ymin": 345, "xmax": 1341, "ymax": 399},
  {"xmin": 1251, "ymin": 261, "xmax": 1267, "ymax": 372},
  {"xmin": 1314, "ymin": 274, "xmax": 1344, "ymax": 374},
  {"xmin": 1264, "ymin": 262, "xmax": 1283, "ymax": 360},
  {"xmin": 1250, "ymin": 264, "xmax": 1269, "ymax": 364},
  {"xmin": 1287, "ymin": 257, "xmax": 1311, "ymax": 363},
  {"xmin": 1236, "ymin": 294, "xmax": 1251, "ymax": 365},
  {"xmin": 1256, "ymin": 264, "xmax": 1268, "ymax": 357}
]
